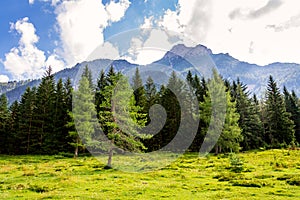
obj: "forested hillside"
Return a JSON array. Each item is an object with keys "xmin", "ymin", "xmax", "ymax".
[{"xmin": 0, "ymin": 65, "xmax": 299, "ymax": 162}]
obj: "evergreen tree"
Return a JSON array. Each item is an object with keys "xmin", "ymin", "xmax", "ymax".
[
  {"xmin": 95, "ymin": 69, "xmax": 107, "ymax": 117},
  {"xmin": 7, "ymin": 101, "xmax": 20, "ymax": 154},
  {"xmin": 144, "ymin": 76, "xmax": 157, "ymax": 106},
  {"xmin": 144, "ymin": 76, "xmax": 158, "ymax": 130},
  {"xmin": 132, "ymin": 67, "xmax": 147, "ymax": 110},
  {"xmin": 157, "ymin": 72, "xmax": 182, "ymax": 150},
  {"xmin": 200, "ymin": 69, "xmax": 241, "ymax": 154},
  {"xmin": 264, "ymin": 76, "xmax": 295, "ymax": 147},
  {"xmin": 82, "ymin": 65, "xmax": 93, "ymax": 90},
  {"xmin": 51, "ymin": 79, "xmax": 71, "ymax": 153},
  {"xmin": 34, "ymin": 66, "xmax": 56, "ymax": 154},
  {"xmin": 64, "ymin": 77, "xmax": 76, "ymax": 153},
  {"xmin": 0, "ymin": 94, "xmax": 9, "ymax": 154},
  {"xmin": 18, "ymin": 87, "xmax": 37, "ymax": 154},
  {"xmin": 218, "ymin": 91, "xmax": 242, "ymax": 153},
  {"xmin": 234, "ymin": 82, "xmax": 264, "ymax": 150},
  {"xmin": 98, "ymin": 70, "xmax": 146, "ymax": 167},
  {"xmin": 283, "ymin": 87, "xmax": 300, "ymax": 145},
  {"xmin": 72, "ymin": 76, "xmax": 97, "ymax": 158}
]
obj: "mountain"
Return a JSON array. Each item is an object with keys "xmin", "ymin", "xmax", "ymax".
[{"xmin": 2, "ymin": 44, "xmax": 300, "ymax": 104}]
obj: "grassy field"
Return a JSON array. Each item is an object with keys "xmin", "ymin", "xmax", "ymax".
[{"xmin": 0, "ymin": 149, "xmax": 300, "ymax": 199}]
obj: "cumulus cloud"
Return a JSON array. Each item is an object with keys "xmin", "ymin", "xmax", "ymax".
[
  {"xmin": 0, "ymin": 75, "xmax": 9, "ymax": 83},
  {"xmin": 5, "ymin": 0, "xmax": 131, "ymax": 81},
  {"xmin": 87, "ymin": 42, "xmax": 120, "ymax": 61},
  {"xmin": 229, "ymin": 0, "xmax": 282, "ymax": 20},
  {"xmin": 157, "ymin": 0, "xmax": 212, "ymax": 43},
  {"xmin": 148, "ymin": 0, "xmax": 300, "ymax": 65},
  {"xmin": 124, "ymin": 29, "xmax": 177, "ymax": 65},
  {"xmin": 2, "ymin": 17, "xmax": 64, "ymax": 80},
  {"xmin": 105, "ymin": 0, "xmax": 131, "ymax": 23},
  {"xmin": 53, "ymin": 0, "xmax": 130, "ymax": 66}
]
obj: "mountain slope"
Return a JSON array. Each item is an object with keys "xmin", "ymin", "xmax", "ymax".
[{"xmin": 3, "ymin": 44, "xmax": 300, "ymax": 104}]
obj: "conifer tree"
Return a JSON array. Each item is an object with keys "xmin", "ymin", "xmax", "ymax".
[
  {"xmin": 218, "ymin": 91, "xmax": 242, "ymax": 153},
  {"xmin": 132, "ymin": 68, "xmax": 147, "ymax": 117},
  {"xmin": 234, "ymin": 82, "xmax": 264, "ymax": 150},
  {"xmin": 18, "ymin": 87, "xmax": 37, "ymax": 154},
  {"xmin": 8, "ymin": 101, "xmax": 20, "ymax": 154},
  {"xmin": 82, "ymin": 65, "xmax": 93, "ymax": 90},
  {"xmin": 200, "ymin": 69, "xmax": 241, "ymax": 154},
  {"xmin": 264, "ymin": 76, "xmax": 295, "ymax": 147},
  {"xmin": 33, "ymin": 67, "xmax": 56, "ymax": 153},
  {"xmin": 283, "ymin": 87, "xmax": 300, "ymax": 145},
  {"xmin": 0, "ymin": 94, "xmax": 9, "ymax": 154},
  {"xmin": 95, "ymin": 69, "xmax": 107, "ymax": 117},
  {"xmin": 72, "ymin": 76, "xmax": 97, "ymax": 158},
  {"xmin": 98, "ymin": 69, "xmax": 146, "ymax": 168}
]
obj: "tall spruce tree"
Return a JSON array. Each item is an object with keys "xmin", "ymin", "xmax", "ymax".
[
  {"xmin": 95, "ymin": 69, "xmax": 107, "ymax": 117},
  {"xmin": 200, "ymin": 70, "xmax": 241, "ymax": 154},
  {"xmin": 132, "ymin": 67, "xmax": 147, "ymax": 114},
  {"xmin": 82, "ymin": 65, "xmax": 93, "ymax": 90},
  {"xmin": 283, "ymin": 87, "xmax": 300, "ymax": 145},
  {"xmin": 72, "ymin": 76, "xmax": 98, "ymax": 158},
  {"xmin": 34, "ymin": 67, "xmax": 56, "ymax": 153},
  {"xmin": 0, "ymin": 94, "xmax": 9, "ymax": 154},
  {"xmin": 234, "ymin": 82, "xmax": 264, "ymax": 150},
  {"xmin": 70, "ymin": 67, "xmax": 97, "ymax": 157},
  {"xmin": 217, "ymin": 91, "xmax": 242, "ymax": 153},
  {"xmin": 18, "ymin": 87, "xmax": 37, "ymax": 154},
  {"xmin": 98, "ymin": 69, "xmax": 146, "ymax": 168},
  {"xmin": 264, "ymin": 76, "xmax": 295, "ymax": 147},
  {"xmin": 8, "ymin": 101, "xmax": 20, "ymax": 154}
]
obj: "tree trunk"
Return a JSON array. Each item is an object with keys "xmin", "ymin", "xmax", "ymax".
[
  {"xmin": 215, "ymin": 145, "xmax": 219, "ymax": 155},
  {"xmin": 74, "ymin": 137, "xmax": 79, "ymax": 158},
  {"xmin": 107, "ymin": 147, "xmax": 113, "ymax": 168}
]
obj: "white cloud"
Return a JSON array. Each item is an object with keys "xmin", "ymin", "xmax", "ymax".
[
  {"xmin": 5, "ymin": 0, "xmax": 131, "ymax": 81},
  {"xmin": 87, "ymin": 42, "xmax": 120, "ymax": 61},
  {"xmin": 54, "ymin": 0, "xmax": 130, "ymax": 66},
  {"xmin": 140, "ymin": 16, "xmax": 154, "ymax": 29},
  {"xmin": 2, "ymin": 17, "xmax": 64, "ymax": 80},
  {"xmin": 29, "ymin": 0, "xmax": 61, "ymax": 6},
  {"xmin": 105, "ymin": 0, "xmax": 131, "ymax": 23},
  {"xmin": 154, "ymin": 0, "xmax": 300, "ymax": 65},
  {"xmin": 123, "ymin": 29, "xmax": 184, "ymax": 65},
  {"xmin": 158, "ymin": 0, "xmax": 212, "ymax": 42},
  {"xmin": 0, "ymin": 75, "xmax": 9, "ymax": 83}
]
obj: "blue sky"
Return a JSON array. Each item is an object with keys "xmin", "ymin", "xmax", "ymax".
[
  {"xmin": 0, "ymin": 0, "xmax": 178, "ymax": 81},
  {"xmin": 1, "ymin": 0, "xmax": 300, "ymax": 82}
]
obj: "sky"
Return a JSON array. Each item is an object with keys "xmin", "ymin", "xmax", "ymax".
[{"xmin": 0, "ymin": 0, "xmax": 300, "ymax": 82}]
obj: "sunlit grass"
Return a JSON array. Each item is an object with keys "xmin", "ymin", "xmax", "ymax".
[{"xmin": 0, "ymin": 149, "xmax": 299, "ymax": 199}]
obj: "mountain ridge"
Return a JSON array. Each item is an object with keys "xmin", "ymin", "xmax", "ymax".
[{"xmin": 2, "ymin": 43, "xmax": 300, "ymax": 104}]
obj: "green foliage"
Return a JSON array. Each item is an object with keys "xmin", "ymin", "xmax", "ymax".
[
  {"xmin": 233, "ymin": 81, "xmax": 264, "ymax": 150},
  {"xmin": 263, "ymin": 76, "xmax": 295, "ymax": 147},
  {"xmin": 229, "ymin": 152, "xmax": 244, "ymax": 173}
]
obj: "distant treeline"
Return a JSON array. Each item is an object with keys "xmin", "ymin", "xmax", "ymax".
[{"xmin": 0, "ymin": 66, "xmax": 299, "ymax": 156}]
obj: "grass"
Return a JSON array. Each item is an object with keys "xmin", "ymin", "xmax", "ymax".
[{"xmin": 0, "ymin": 149, "xmax": 300, "ymax": 199}]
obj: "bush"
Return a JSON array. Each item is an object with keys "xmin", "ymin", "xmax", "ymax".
[
  {"xmin": 230, "ymin": 180, "xmax": 268, "ymax": 188},
  {"xmin": 229, "ymin": 153, "xmax": 244, "ymax": 173},
  {"xmin": 287, "ymin": 177, "xmax": 300, "ymax": 186}
]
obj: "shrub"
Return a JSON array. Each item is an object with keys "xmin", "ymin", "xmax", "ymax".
[
  {"xmin": 287, "ymin": 177, "xmax": 300, "ymax": 186},
  {"xmin": 229, "ymin": 153, "xmax": 244, "ymax": 173}
]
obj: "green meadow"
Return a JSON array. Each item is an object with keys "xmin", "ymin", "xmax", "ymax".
[{"xmin": 0, "ymin": 149, "xmax": 300, "ymax": 199}]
